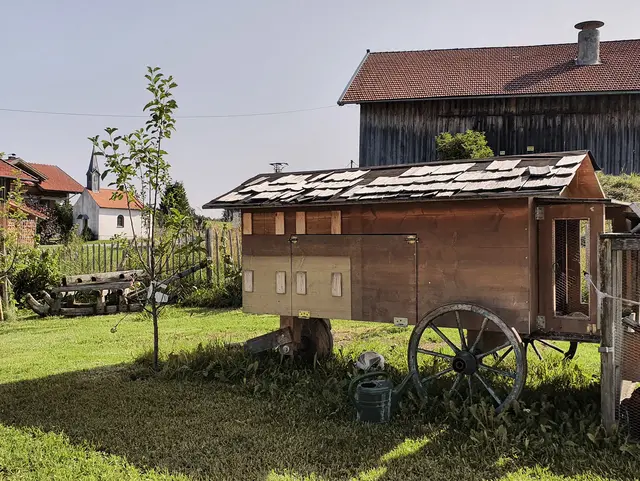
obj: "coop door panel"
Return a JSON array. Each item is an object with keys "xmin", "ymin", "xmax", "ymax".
[
  {"xmin": 242, "ymin": 255, "xmax": 292, "ymax": 316},
  {"xmin": 290, "ymin": 235, "xmax": 417, "ymax": 323},
  {"xmin": 538, "ymin": 203, "xmax": 604, "ymax": 332}
]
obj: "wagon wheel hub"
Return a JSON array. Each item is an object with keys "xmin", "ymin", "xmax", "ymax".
[{"xmin": 452, "ymin": 351, "xmax": 477, "ymax": 375}]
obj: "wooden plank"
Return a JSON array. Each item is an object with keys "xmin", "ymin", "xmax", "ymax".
[
  {"xmin": 331, "ymin": 272, "xmax": 342, "ymax": 297},
  {"xmin": 306, "ymin": 211, "xmax": 332, "ymax": 234},
  {"xmin": 214, "ymin": 230, "xmax": 220, "ymax": 285},
  {"xmin": 528, "ymin": 198, "xmax": 538, "ymax": 333},
  {"xmin": 63, "ymin": 270, "xmax": 145, "ymax": 285},
  {"xmin": 296, "ymin": 212, "xmax": 306, "ymax": 234},
  {"xmin": 252, "ymin": 212, "xmax": 276, "ymax": 235},
  {"xmin": 242, "ymin": 256, "xmax": 290, "ymax": 315},
  {"xmin": 275, "ymin": 271, "xmax": 287, "ymax": 294},
  {"xmin": 611, "ymin": 237, "xmax": 640, "ymax": 251},
  {"xmin": 275, "ymin": 212, "xmax": 285, "ymax": 235},
  {"xmin": 109, "ymin": 243, "xmax": 114, "ymax": 272},
  {"xmin": 296, "ymin": 272, "xmax": 307, "ymax": 295},
  {"xmin": 243, "ymin": 270, "xmax": 254, "ymax": 293},
  {"xmin": 242, "ymin": 213, "xmax": 253, "ymax": 235},
  {"xmin": 53, "ymin": 280, "xmax": 136, "ymax": 293},
  {"xmin": 331, "ymin": 211, "xmax": 342, "ymax": 234},
  {"xmin": 103, "ymin": 243, "xmax": 107, "ymax": 272}
]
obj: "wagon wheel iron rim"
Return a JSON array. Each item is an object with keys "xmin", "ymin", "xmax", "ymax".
[
  {"xmin": 524, "ymin": 339, "xmax": 579, "ymax": 361},
  {"xmin": 408, "ymin": 303, "xmax": 527, "ymax": 413}
]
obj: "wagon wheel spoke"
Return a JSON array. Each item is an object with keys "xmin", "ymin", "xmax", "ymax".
[
  {"xmin": 468, "ymin": 375, "xmax": 473, "ymax": 401},
  {"xmin": 537, "ymin": 339, "xmax": 565, "ymax": 354},
  {"xmin": 421, "ymin": 367, "xmax": 454, "ymax": 385},
  {"xmin": 429, "ymin": 324, "xmax": 460, "ymax": 354},
  {"xmin": 478, "ymin": 363, "xmax": 516, "ymax": 379},
  {"xmin": 473, "ymin": 372, "xmax": 503, "ymax": 406},
  {"xmin": 529, "ymin": 340, "xmax": 543, "ymax": 360},
  {"xmin": 469, "ymin": 317, "xmax": 488, "ymax": 353},
  {"xmin": 450, "ymin": 373, "xmax": 464, "ymax": 394},
  {"xmin": 455, "ymin": 311, "xmax": 467, "ymax": 351},
  {"xmin": 417, "ymin": 348, "xmax": 454, "ymax": 361},
  {"xmin": 494, "ymin": 346, "xmax": 514, "ymax": 367},
  {"xmin": 476, "ymin": 341, "xmax": 512, "ymax": 360}
]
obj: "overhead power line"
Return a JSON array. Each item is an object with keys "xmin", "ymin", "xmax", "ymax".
[{"xmin": 0, "ymin": 104, "xmax": 339, "ymax": 119}]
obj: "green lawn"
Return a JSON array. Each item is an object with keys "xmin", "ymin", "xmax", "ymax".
[{"xmin": 0, "ymin": 308, "xmax": 637, "ymax": 480}]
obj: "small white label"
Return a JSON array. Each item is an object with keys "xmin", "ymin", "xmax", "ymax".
[{"xmin": 394, "ymin": 317, "xmax": 408, "ymax": 327}]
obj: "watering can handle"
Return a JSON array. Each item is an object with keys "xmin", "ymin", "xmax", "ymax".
[{"xmin": 348, "ymin": 371, "xmax": 392, "ymax": 403}]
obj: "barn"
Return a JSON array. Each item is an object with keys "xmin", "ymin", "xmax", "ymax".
[{"xmin": 338, "ymin": 21, "xmax": 640, "ymax": 174}]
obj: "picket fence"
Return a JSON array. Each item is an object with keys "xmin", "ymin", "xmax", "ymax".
[{"xmin": 42, "ymin": 228, "xmax": 242, "ymax": 285}]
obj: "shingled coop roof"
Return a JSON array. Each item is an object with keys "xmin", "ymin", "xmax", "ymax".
[
  {"xmin": 338, "ymin": 40, "xmax": 640, "ymax": 104},
  {"xmin": 203, "ymin": 151, "xmax": 600, "ymax": 209}
]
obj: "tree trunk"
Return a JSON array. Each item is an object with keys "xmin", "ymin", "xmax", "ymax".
[{"xmin": 152, "ymin": 295, "xmax": 159, "ymax": 370}]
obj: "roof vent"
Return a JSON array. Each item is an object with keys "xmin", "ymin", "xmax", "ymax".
[{"xmin": 575, "ymin": 20, "xmax": 604, "ymax": 66}]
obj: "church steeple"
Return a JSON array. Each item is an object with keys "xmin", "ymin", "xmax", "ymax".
[{"xmin": 86, "ymin": 147, "xmax": 100, "ymax": 192}]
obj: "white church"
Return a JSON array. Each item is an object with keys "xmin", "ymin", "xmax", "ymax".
[{"xmin": 73, "ymin": 150, "xmax": 143, "ymax": 240}]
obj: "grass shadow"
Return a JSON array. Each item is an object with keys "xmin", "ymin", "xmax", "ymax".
[{"xmin": 0, "ymin": 345, "xmax": 638, "ymax": 480}]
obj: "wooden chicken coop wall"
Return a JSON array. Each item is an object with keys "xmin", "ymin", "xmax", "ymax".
[{"xmin": 242, "ymin": 197, "xmax": 533, "ymax": 333}]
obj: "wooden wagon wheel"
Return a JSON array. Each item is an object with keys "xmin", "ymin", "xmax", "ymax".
[
  {"xmin": 408, "ymin": 303, "xmax": 527, "ymax": 413},
  {"xmin": 524, "ymin": 339, "xmax": 579, "ymax": 361}
]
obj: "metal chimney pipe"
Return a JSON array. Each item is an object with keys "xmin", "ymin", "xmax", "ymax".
[{"xmin": 575, "ymin": 20, "xmax": 604, "ymax": 66}]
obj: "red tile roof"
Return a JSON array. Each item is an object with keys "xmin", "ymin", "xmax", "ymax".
[
  {"xmin": 338, "ymin": 40, "xmax": 640, "ymax": 104},
  {"xmin": 8, "ymin": 201, "xmax": 48, "ymax": 219},
  {"xmin": 28, "ymin": 163, "xmax": 84, "ymax": 194},
  {"xmin": 0, "ymin": 160, "xmax": 37, "ymax": 182},
  {"xmin": 88, "ymin": 188, "xmax": 143, "ymax": 210}
]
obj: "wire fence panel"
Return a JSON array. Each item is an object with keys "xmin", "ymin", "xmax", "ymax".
[{"xmin": 41, "ymin": 228, "xmax": 242, "ymax": 286}]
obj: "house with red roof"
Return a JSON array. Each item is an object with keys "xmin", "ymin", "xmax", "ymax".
[
  {"xmin": 7, "ymin": 155, "xmax": 84, "ymax": 208},
  {"xmin": 0, "ymin": 158, "xmax": 48, "ymax": 244},
  {"xmin": 338, "ymin": 21, "xmax": 640, "ymax": 174},
  {"xmin": 72, "ymin": 150, "xmax": 143, "ymax": 240}
]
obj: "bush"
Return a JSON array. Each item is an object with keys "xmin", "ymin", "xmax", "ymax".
[
  {"xmin": 11, "ymin": 249, "xmax": 61, "ymax": 303},
  {"xmin": 436, "ymin": 130, "xmax": 494, "ymax": 160},
  {"xmin": 598, "ymin": 172, "xmax": 640, "ymax": 203},
  {"xmin": 179, "ymin": 281, "xmax": 241, "ymax": 309}
]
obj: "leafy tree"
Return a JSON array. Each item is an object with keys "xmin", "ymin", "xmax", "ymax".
[
  {"xmin": 160, "ymin": 181, "xmax": 193, "ymax": 217},
  {"xmin": 0, "ymin": 178, "xmax": 32, "ymax": 320},
  {"xmin": 32, "ymin": 200, "xmax": 75, "ymax": 245},
  {"xmin": 435, "ymin": 130, "xmax": 494, "ymax": 160},
  {"xmin": 90, "ymin": 67, "xmax": 203, "ymax": 370}
]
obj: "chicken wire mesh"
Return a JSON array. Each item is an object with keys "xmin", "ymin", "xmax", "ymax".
[
  {"xmin": 617, "ymin": 248, "xmax": 640, "ymax": 439},
  {"xmin": 553, "ymin": 219, "xmax": 590, "ymax": 318}
]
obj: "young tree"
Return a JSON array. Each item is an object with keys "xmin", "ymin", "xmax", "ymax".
[
  {"xmin": 435, "ymin": 130, "xmax": 494, "ymax": 160},
  {"xmin": 90, "ymin": 67, "xmax": 201, "ymax": 370}
]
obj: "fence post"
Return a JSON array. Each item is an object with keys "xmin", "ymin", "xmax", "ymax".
[
  {"xmin": 205, "ymin": 227, "xmax": 214, "ymax": 285},
  {"xmin": 214, "ymin": 230, "xmax": 220, "ymax": 286},
  {"xmin": 599, "ymin": 237, "xmax": 621, "ymax": 435}
]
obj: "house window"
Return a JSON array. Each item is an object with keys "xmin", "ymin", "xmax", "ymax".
[{"xmin": 117, "ymin": 215, "xmax": 125, "ymax": 228}]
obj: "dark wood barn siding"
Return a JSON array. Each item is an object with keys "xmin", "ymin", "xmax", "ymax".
[{"xmin": 359, "ymin": 94, "xmax": 640, "ymax": 174}]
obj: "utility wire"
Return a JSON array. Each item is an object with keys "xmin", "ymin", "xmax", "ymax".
[{"xmin": 0, "ymin": 104, "xmax": 339, "ymax": 119}]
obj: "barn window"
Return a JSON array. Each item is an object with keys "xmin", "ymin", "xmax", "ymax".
[{"xmin": 116, "ymin": 215, "xmax": 125, "ymax": 228}]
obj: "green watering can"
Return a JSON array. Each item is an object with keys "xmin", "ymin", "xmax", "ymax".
[{"xmin": 348, "ymin": 371, "xmax": 415, "ymax": 423}]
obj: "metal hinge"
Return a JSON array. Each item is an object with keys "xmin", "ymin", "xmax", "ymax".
[
  {"xmin": 535, "ymin": 207, "xmax": 544, "ymax": 221},
  {"xmin": 405, "ymin": 235, "xmax": 418, "ymax": 244},
  {"xmin": 289, "ymin": 236, "xmax": 298, "ymax": 244}
]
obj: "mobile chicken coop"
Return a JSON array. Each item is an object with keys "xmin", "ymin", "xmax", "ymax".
[{"xmin": 204, "ymin": 151, "xmax": 635, "ymax": 412}]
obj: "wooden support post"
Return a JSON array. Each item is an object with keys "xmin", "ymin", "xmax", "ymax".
[{"xmin": 599, "ymin": 237, "xmax": 622, "ymax": 435}]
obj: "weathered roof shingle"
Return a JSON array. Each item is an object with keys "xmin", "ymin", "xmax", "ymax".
[{"xmin": 203, "ymin": 151, "xmax": 596, "ymax": 209}]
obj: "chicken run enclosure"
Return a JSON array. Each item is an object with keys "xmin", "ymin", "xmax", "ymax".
[{"xmin": 205, "ymin": 150, "xmax": 640, "ymax": 429}]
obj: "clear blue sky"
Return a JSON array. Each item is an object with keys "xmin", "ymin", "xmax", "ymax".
[{"xmin": 0, "ymin": 0, "xmax": 638, "ymax": 213}]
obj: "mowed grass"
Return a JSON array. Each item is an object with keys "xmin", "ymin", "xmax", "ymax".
[{"xmin": 0, "ymin": 308, "xmax": 637, "ymax": 480}]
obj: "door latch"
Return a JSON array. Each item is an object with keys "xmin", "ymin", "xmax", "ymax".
[
  {"xmin": 289, "ymin": 236, "xmax": 298, "ymax": 244},
  {"xmin": 405, "ymin": 235, "xmax": 418, "ymax": 245}
]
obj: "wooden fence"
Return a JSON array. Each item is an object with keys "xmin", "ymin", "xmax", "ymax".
[{"xmin": 41, "ymin": 229, "xmax": 242, "ymax": 285}]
